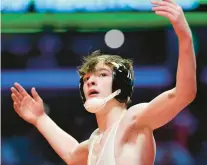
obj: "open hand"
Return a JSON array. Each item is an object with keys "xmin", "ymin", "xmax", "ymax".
[
  {"xmin": 11, "ymin": 83, "xmax": 45, "ymax": 126},
  {"xmin": 151, "ymin": 0, "xmax": 192, "ymax": 39}
]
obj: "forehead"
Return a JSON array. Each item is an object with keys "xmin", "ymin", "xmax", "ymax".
[
  {"xmin": 84, "ymin": 61, "xmax": 112, "ymax": 76},
  {"xmin": 95, "ymin": 61, "xmax": 112, "ymax": 70}
]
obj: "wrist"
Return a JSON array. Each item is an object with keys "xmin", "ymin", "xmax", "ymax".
[
  {"xmin": 178, "ymin": 34, "xmax": 193, "ymax": 45},
  {"xmin": 35, "ymin": 113, "xmax": 48, "ymax": 128},
  {"xmin": 177, "ymin": 30, "xmax": 193, "ymax": 42}
]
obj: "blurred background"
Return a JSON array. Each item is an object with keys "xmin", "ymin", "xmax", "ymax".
[{"xmin": 1, "ymin": 0, "xmax": 207, "ymax": 165}]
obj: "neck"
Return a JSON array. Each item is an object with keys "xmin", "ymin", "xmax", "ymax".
[{"xmin": 95, "ymin": 100, "xmax": 126, "ymax": 133}]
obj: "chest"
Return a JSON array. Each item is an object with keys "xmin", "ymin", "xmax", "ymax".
[
  {"xmin": 89, "ymin": 139, "xmax": 155, "ymax": 165},
  {"xmin": 88, "ymin": 126, "xmax": 118, "ymax": 165},
  {"xmin": 88, "ymin": 115, "xmax": 156, "ymax": 165}
]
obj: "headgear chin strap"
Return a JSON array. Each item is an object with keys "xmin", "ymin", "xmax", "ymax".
[
  {"xmin": 84, "ymin": 89, "xmax": 121, "ymax": 113},
  {"xmin": 79, "ymin": 62, "xmax": 134, "ymax": 106}
]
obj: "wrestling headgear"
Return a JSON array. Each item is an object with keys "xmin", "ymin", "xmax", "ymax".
[{"xmin": 79, "ymin": 62, "xmax": 134, "ymax": 105}]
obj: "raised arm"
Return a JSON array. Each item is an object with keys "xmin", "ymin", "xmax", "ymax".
[
  {"xmin": 11, "ymin": 83, "xmax": 88, "ymax": 165},
  {"xmin": 130, "ymin": 0, "xmax": 197, "ymax": 130}
]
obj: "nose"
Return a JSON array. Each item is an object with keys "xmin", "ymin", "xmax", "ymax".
[{"xmin": 87, "ymin": 75, "xmax": 97, "ymax": 87}]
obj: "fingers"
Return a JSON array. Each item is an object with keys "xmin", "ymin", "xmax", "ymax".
[
  {"xmin": 154, "ymin": 11, "xmax": 175, "ymax": 21},
  {"xmin": 11, "ymin": 93, "xmax": 20, "ymax": 107},
  {"xmin": 151, "ymin": 0, "xmax": 176, "ymax": 6},
  {"xmin": 151, "ymin": 0, "xmax": 181, "ymax": 22},
  {"xmin": 152, "ymin": 5, "xmax": 176, "ymax": 16},
  {"xmin": 11, "ymin": 87, "xmax": 23, "ymax": 101},
  {"xmin": 31, "ymin": 87, "xmax": 42, "ymax": 102},
  {"xmin": 11, "ymin": 83, "xmax": 41, "ymax": 104},
  {"xmin": 13, "ymin": 102, "xmax": 20, "ymax": 112},
  {"xmin": 151, "ymin": 0, "xmax": 175, "ymax": 8},
  {"xmin": 13, "ymin": 82, "xmax": 28, "ymax": 97},
  {"xmin": 164, "ymin": 0, "xmax": 176, "ymax": 5}
]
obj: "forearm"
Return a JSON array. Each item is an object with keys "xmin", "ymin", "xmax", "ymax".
[
  {"xmin": 176, "ymin": 34, "xmax": 197, "ymax": 100},
  {"xmin": 35, "ymin": 114, "xmax": 79, "ymax": 162},
  {"xmin": 150, "ymin": 0, "xmax": 197, "ymax": 99}
]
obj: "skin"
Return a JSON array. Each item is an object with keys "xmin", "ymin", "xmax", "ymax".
[{"xmin": 10, "ymin": 0, "xmax": 196, "ymax": 165}]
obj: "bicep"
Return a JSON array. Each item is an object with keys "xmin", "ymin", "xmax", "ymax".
[{"xmin": 133, "ymin": 88, "xmax": 189, "ymax": 130}]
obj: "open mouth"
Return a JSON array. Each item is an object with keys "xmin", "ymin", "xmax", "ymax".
[{"xmin": 88, "ymin": 90, "xmax": 99, "ymax": 97}]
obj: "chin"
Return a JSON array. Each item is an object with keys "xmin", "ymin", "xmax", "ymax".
[{"xmin": 87, "ymin": 95, "xmax": 101, "ymax": 100}]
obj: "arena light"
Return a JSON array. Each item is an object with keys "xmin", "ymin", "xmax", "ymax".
[
  {"xmin": 1, "ymin": 67, "xmax": 172, "ymax": 89},
  {"xmin": 33, "ymin": 0, "xmax": 200, "ymax": 12},
  {"xmin": 104, "ymin": 29, "xmax": 125, "ymax": 49},
  {"xmin": 1, "ymin": 0, "xmax": 200, "ymax": 13},
  {"xmin": 2, "ymin": 13, "xmax": 207, "ymax": 33},
  {"xmin": 1, "ymin": 0, "xmax": 31, "ymax": 12}
]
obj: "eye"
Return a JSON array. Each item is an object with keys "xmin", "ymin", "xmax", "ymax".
[
  {"xmin": 83, "ymin": 77, "xmax": 89, "ymax": 82},
  {"xmin": 100, "ymin": 73, "xmax": 107, "ymax": 77}
]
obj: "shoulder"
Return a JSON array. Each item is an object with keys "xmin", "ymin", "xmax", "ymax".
[
  {"xmin": 126, "ymin": 103, "xmax": 149, "ymax": 121},
  {"xmin": 118, "ymin": 103, "xmax": 150, "ymax": 133},
  {"xmin": 128, "ymin": 103, "xmax": 149, "ymax": 111},
  {"xmin": 118, "ymin": 103, "xmax": 149, "ymax": 128},
  {"xmin": 116, "ymin": 103, "xmax": 149, "ymax": 137},
  {"xmin": 89, "ymin": 128, "xmax": 99, "ymax": 139},
  {"xmin": 115, "ymin": 103, "xmax": 151, "ymax": 146}
]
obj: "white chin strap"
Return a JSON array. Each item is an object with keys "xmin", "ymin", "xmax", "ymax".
[{"xmin": 84, "ymin": 89, "xmax": 121, "ymax": 113}]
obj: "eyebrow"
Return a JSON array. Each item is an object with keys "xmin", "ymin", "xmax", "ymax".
[{"xmin": 95, "ymin": 68, "xmax": 112, "ymax": 73}]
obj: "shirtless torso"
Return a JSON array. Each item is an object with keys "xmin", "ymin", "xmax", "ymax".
[{"xmin": 88, "ymin": 106, "xmax": 156, "ymax": 165}]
